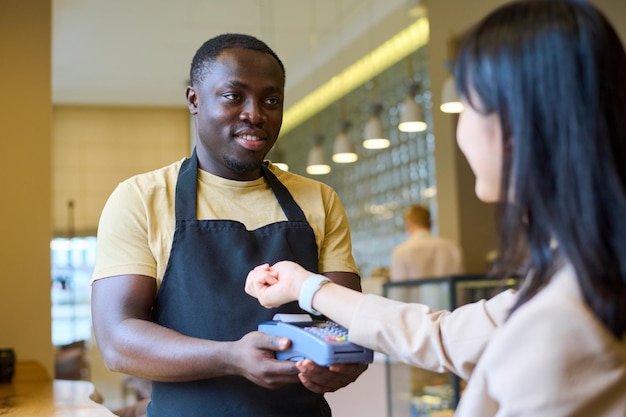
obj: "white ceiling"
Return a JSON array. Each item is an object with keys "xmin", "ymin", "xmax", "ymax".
[{"xmin": 52, "ymin": 0, "xmax": 414, "ymax": 109}]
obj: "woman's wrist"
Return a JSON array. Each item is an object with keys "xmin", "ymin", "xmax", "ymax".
[
  {"xmin": 292, "ymin": 268, "xmax": 314, "ymax": 300},
  {"xmin": 298, "ymin": 274, "xmax": 331, "ymax": 315}
]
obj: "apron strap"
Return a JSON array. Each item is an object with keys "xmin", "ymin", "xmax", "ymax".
[
  {"xmin": 261, "ymin": 162, "xmax": 308, "ymax": 223},
  {"xmin": 175, "ymin": 149, "xmax": 199, "ymax": 221},
  {"xmin": 176, "ymin": 148, "xmax": 308, "ymax": 224}
]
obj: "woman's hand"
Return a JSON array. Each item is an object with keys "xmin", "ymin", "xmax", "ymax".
[{"xmin": 245, "ymin": 261, "xmax": 312, "ymax": 308}]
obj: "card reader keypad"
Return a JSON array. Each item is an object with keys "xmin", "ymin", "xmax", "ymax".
[
  {"xmin": 258, "ymin": 315, "xmax": 374, "ymax": 365},
  {"xmin": 304, "ymin": 321, "xmax": 349, "ymax": 343}
]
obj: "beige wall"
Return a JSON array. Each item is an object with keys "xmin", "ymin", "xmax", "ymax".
[
  {"xmin": 52, "ymin": 106, "xmax": 190, "ymax": 236},
  {"xmin": 52, "ymin": 106, "xmax": 189, "ymax": 409},
  {"xmin": 0, "ymin": 0, "xmax": 54, "ymax": 377}
]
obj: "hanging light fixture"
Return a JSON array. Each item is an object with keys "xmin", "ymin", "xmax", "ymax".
[
  {"xmin": 440, "ymin": 31, "xmax": 463, "ymax": 114},
  {"xmin": 306, "ymin": 134, "xmax": 331, "ymax": 175},
  {"xmin": 266, "ymin": 145, "xmax": 289, "ymax": 171},
  {"xmin": 440, "ymin": 75, "xmax": 463, "ymax": 113},
  {"xmin": 398, "ymin": 81, "xmax": 427, "ymax": 132},
  {"xmin": 363, "ymin": 103, "xmax": 390, "ymax": 150},
  {"xmin": 333, "ymin": 120, "xmax": 358, "ymax": 163}
]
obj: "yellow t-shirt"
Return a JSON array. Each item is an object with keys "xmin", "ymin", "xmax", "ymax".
[{"xmin": 92, "ymin": 159, "xmax": 358, "ymax": 288}]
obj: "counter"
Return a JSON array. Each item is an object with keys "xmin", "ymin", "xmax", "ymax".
[{"xmin": 0, "ymin": 360, "xmax": 116, "ymax": 416}]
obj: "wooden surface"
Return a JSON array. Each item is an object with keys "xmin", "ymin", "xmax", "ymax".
[{"xmin": 0, "ymin": 360, "xmax": 116, "ymax": 416}]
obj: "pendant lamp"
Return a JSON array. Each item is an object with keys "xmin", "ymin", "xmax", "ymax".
[
  {"xmin": 306, "ymin": 134, "xmax": 331, "ymax": 175},
  {"xmin": 398, "ymin": 81, "xmax": 427, "ymax": 133},
  {"xmin": 267, "ymin": 146, "xmax": 289, "ymax": 171},
  {"xmin": 333, "ymin": 120, "xmax": 358, "ymax": 163},
  {"xmin": 363, "ymin": 103, "xmax": 390, "ymax": 149},
  {"xmin": 440, "ymin": 75, "xmax": 463, "ymax": 114},
  {"xmin": 440, "ymin": 31, "xmax": 463, "ymax": 114}
]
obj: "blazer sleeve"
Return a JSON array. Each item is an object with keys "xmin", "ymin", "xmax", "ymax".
[{"xmin": 348, "ymin": 289, "xmax": 517, "ymax": 380}]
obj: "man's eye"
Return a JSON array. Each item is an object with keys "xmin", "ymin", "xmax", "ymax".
[
  {"xmin": 224, "ymin": 93, "xmax": 240, "ymax": 101},
  {"xmin": 266, "ymin": 97, "xmax": 281, "ymax": 105}
]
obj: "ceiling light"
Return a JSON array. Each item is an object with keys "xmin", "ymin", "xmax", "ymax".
[
  {"xmin": 266, "ymin": 146, "xmax": 289, "ymax": 171},
  {"xmin": 333, "ymin": 131, "xmax": 358, "ymax": 163},
  {"xmin": 440, "ymin": 75, "xmax": 463, "ymax": 114},
  {"xmin": 281, "ymin": 17, "xmax": 430, "ymax": 136},
  {"xmin": 363, "ymin": 103, "xmax": 390, "ymax": 149},
  {"xmin": 398, "ymin": 94, "xmax": 427, "ymax": 132},
  {"xmin": 440, "ymin": 32, "xmax": 463, "ymax": 114},
  {"xmin": 306, "ymin": 135, "xmax": 331, "ymax": 175}
]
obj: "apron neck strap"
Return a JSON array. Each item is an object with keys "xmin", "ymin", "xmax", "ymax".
[
  {"xmin": 175, "ymin": 148, "xmax": 308, "ymax": 223},
  {"xmin": 261, "ymin": 162, "xmax": 308, "ymax": 223}
]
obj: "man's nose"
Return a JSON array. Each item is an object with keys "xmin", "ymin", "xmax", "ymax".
[{"xmin": 240, "ymin": 101, "xmax": 266, "ymax": 124}]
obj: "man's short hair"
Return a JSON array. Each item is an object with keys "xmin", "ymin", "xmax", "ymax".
[
  {"xmin": 190, "ymin": 33, "xmax": 286, "ymax": 86},
  {"xmin": 404, "ymin": 204, "xmax": 431, "ymax": 229}
]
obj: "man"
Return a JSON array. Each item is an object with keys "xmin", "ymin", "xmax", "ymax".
[
  {"xmin": 91, "ymin": 33, "xmax": 365, "ymax": 417},
  {"xmin": 389, "ymin": 204, "xmax": 463, "ymax": 281}
]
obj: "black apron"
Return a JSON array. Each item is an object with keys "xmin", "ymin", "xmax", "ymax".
[{"xmin": 147, "ymin": 150, "xmax": 331, "ymax": 417}]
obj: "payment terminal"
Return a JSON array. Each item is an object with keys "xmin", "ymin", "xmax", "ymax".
[{"xmin": 258, "ymin": 313, "xmax": 374, "ymax": 366}]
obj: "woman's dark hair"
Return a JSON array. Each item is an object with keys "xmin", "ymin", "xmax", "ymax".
[
  {"xmin": 190, "ymin": 33, "xmax": 286, "ymax": 87},
  {"xmin": 454, "ymin": 0, "xmax": 626, "ymax": 338}
]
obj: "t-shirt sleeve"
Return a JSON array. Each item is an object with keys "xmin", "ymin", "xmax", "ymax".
[
  {"xmin": 317, "ymin": 187, "xmax": 359, "ymax": 275},
  {"xmin": 91, "ymin": 180, "xmax": 157, "ymax": 282}
]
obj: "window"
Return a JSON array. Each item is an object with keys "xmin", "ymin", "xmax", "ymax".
[{"xmin": 50, "ymin": 237, "xmax": 97, "ymax": 346}]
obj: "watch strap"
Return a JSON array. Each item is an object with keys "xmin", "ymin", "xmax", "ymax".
[{"xmin": 298, "ymin": 274, "xmax": 331, "ymax": 316}]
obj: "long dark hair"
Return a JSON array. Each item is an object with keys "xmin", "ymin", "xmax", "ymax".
[{"xmin": 455, "ymin": 0, "xmax": 626, "ymax": 338}]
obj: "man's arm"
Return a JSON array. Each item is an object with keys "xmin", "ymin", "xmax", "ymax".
[
  {"xmin": 91, "ymin": 274, "xmax": 301, "ymax": 389},
  {"xmin": 324, "ymin": 271, "xmax": 361, "ymax": 292}
]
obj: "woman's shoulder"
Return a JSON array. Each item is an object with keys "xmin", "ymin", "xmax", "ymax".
[
  {"xmin": 474, "ymin": 265, "xmax": 626, "ymax": 414},
  {"xmin": 483, "ymin": 264, "xmax": 624, "ymax": 374},
  {"xmin": 500, "ymin": 265, "xmax": 617, "ymax": 346}
]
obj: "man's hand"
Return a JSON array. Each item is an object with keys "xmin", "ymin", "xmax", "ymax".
[
  {"xmin": 230, "ymin": 332, "xmax": 368, "ymax": 393},
  {"xmin": 295, "ymin": 359, "xmax": 369, "ymax": 393},
  {"xmin": 230, "ymin": 331, "xmax": 301, "ymax": 390}
]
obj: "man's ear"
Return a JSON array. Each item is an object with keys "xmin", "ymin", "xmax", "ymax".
[{"xmin": 186, "ymin": 86, "xmax": 198, "ymax": 115}]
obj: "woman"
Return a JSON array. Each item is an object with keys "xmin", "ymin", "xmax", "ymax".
[{"xmin": 246, "ymin": 0, "xmax": 626, "ymax": 415}]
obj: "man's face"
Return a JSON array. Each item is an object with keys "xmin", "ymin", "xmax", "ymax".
[{"xmin": 186, "ymin": 48, "xmax": 284, "ymax": 180}]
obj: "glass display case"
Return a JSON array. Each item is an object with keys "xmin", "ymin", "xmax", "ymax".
[{"xmin": 382, "ymin": 275, "xmax": 517, "ymax": 417}]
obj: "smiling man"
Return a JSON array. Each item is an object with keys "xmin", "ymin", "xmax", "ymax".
[{"xmin": 90, "ymin": 34, "xmax": 366, "ymax": 417}]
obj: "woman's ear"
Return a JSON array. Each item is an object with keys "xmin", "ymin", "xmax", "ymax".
[
  {"xmin": 502, "ymin": 123, "xmax": 513, "ymax": 154},
  {"xmin": 504, "ymin": 137, "xmax": 513, "ymax": 153},
  {"xmin": 186, "ymin": 86, "xmax": 198, "ymax": 115}
]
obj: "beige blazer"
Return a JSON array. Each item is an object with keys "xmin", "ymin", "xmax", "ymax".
[{"xmin": 349, "ymin": 265, "xmax": 626, "ymax": 416}]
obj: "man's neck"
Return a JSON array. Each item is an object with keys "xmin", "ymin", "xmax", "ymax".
[{"xmin": 408, "ymin": 226, "xmax": 429, "ymax": 236}]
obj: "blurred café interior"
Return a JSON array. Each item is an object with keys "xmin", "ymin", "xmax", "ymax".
[{"xmin": 1, "ymin": 0, "xmax": 625, "ymax": 416}]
